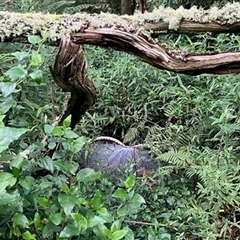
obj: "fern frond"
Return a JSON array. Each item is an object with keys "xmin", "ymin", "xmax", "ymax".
[{"xmin": 157, "ymin": 150, "xmax": 193, "ymax": 167}]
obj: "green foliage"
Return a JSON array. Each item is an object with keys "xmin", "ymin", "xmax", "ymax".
[{"xmin": 0, "ymin": 0, "xmax": 240, "ymax": 239}]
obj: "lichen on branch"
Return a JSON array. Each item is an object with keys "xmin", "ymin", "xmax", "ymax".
[{"xmin": 1, "ymin": 2, "xmax": 240, "ymax": 42}]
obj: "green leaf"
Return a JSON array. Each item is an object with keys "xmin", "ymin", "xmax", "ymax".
[
  {"xmin": 0, "ymin": 82, "xmax": 17, "ymax": 97},
  {"xmin": 22, "ymin": 231, "xmax": 36, "ymax": 240},
  {"xmin": 28, "ymin": 35, "xmax": 42, "ymax": 45},
  {"xmin": 58, "ymin": 193, "xmax": 76, "ymax": 216},
  {"xmin": 38, "ymin": 156, "xmax": 54, "ymax": 173},
  {"xmin": 59, "ymin": 223, "xmax": 80, "ymax": 238},
  {"xmin": 5, "ymin": 65, "xmax": 27, "ymax": 80},
  {"xmin": 71, "ymin": 213, "xmax": 88, "ymax": 229},
  {"xmin": 88, "ymin": 216, "xmax": 106, "ymax": 228},
  {"xmin": 0, "ymin": 172, "xmax": 17, "ymax": 194},
  {"xmin": 44, "ymin": 124, "xmax": 54, "ymax": 135},
  {"xmin": 63, "ymin": 115, "xmax": 71, "ymax": 127},
  {"xmin": 124, "ymin": 174, "xmax": 136, "ymax": 191},
  {"xmin": 12, "ymin": 213, "xmax": 29, "ymax": 228},
  {"xmin": 0, "ymin": 189, "xmax": 20, "ymax": 205},
  {"xmin": 124, "ymin": 228, "xmax": 134, "ymax": 240},
  {"xmin": 19, "ymin": 176, "xmax": 35, "ymax": 190},
  {"xmin": 54, "ymin": 161, "xmax": 79, "ymax": 175},
  {"xmin": 130, "ymin": 193, "xmax": 145, "ymax": 205},
  {"xmin": 0, "ymin": 127, "xmax": 28, "ymax": 153},
  {"xmin": 51, "ymin": 126, "xmax": 64, "ymax": 136},
  {"xmin": 12, "ymin": 51, "xmax": 29, "ymax": 61},
  {"xmin": 29, "ymin": 70, "xmax": 43, "ymax": 84},
  {"xmin": 33, "ymin": 212, "xmax": 41, "ymax": 229},
  {"xmin": 49, "ymin": 213, "xmax": 62, "ymax": 226},
  {"xmin": 0, "ymin": 97, "xmax": 16, "ymax": 114},
  {"xmin": 71, "ymin": 136, "xmax": 87, "ymax": 153},
  {"xmin": 30, "ymin": 50, "xmax": 43, "ymax": 66},
  {"xmin": 64, "ymin": 129, "xmax": 79, "ymax": 139},
  {"xmin": 112, "ymin": 229, "xmax": 129, "ymax": 240},
  {"xmin": 37, "ymin": 197, "xmax": 49, "ymax": 208},
  {"xmin": 90, "ymin": 190, "xmax": 103, "ymax": 210},
  {"xmin": 112, "ymin": 188, "xmax": 128, "ymax": 201},
  {"xmin": 77, "ymin": 168, "xmax": 101, "ymax": 182},
  {"xmin": 42, "ymin": 222, "xmax": 58, "ymax": 238},
  {"xmin": 97, "ymin": 207, "xmax": 112, "ymax": 222}
]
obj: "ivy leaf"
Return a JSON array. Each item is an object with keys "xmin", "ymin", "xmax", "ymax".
[
  {"xmin": 49, "ymin": 213, "xmax": 62, "ymax": 226},
  {"xmin": 112, "ymin": 188, "xmax": 128, "ymax": 202},
  {"xmin": 112, "ymin": 229, "xmax": 129, "ymax": 240},
  {"xmin": 0, "ymin": 172, "xmax": 17, "ymax": 194},
  {"xmin": 29, "ymin": 70, "xmax": 43, "ymax": 84},
  {"xmin": 88, "ymin": 216, "xmax": 106, "ymax": 228},
  {"xmin": 5, "ymin": 65, "xmax": 27, "ymax": 80},
  {"xmin": 12, "ymin": 213, "xmax": 29, "ymax": 228},
  {"xmin": 0, "ymin": 127, "xmax": 28, "ymax": 153},
  {"xmin": 12, "ymin": 51, "xmax": 29, "ymax": 61},
  {"xmin": 77, "ymin": 168, "xmax": 101, "ymax": 182},
  {"xmin": 30, "ymin": 50, "xmax": 43, "ymax": 66},
  {"xmin": 58, "ymin": 193, "xmax": 76, "ymax": 216},
  {"xmin": 124, "ymin": 174, "xmax": 136, "ymax": 191},
  {"xmin": 0, "ymin": 82, "xmax": 17, "ymax": 97},
  {"xmin": 59, "ymin": 223, "xmax": 80, "ymax": 238},
  {"xmin": 28, "ymin": 35, "xmax": 42, "ymax": 45}
]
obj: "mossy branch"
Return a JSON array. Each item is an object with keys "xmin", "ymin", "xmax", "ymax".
[{"xmin": 2, "ymin": 3, "xmax": 240, "ymax": 74}]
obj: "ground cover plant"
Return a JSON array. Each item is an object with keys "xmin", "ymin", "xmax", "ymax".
[{"xmin": 0, "ymin": 0, "xmax": 240, "ymax": 239}]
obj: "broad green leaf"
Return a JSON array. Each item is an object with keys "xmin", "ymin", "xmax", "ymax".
[
  {"xmin": 88, "ymin": 216, "xmax": 106, "ymax": 228},
  {"xmin": 71, "ymin": 136, "xmax": 87, "ymax": 153},
  {"xmin": 0, "ymin": 172, "xmax": 17, "ymax": 194},
  {"xmin": 44, "ymin": 124, "xmax": 54, "ymax": 135},
  {"xmin": 5, "ymin": 65, "xmax": 27, "ymax": 80},
  {"xmin": 112, "ymin": 188, "xmax": 128, "ymax": 201},
  {"xmin": 22, "ymin": 231, "xmax": 36, "ymax": 240},
  {"xmin": 37, "ymin": 197, "xmax": 49, "ymax": 208},
  {"xmin": 0, "ymin": 97, "xmax": 16, "ymax": 114},
  {"xmin": 0, "ymin": 127, "xmax": 28, "ymax": 153},
  {"xmin": 54, "ymin": 161, "xmax": 79, "ymax": 175},
  {"xmin": 29, "ymin": 70, "xmax": 43, "ymax": 84},
  {"xmin": 59, "ymin": 223, "xmax": 80, "ymax": 238},
  {"xmin": 38, "ymin": 156, "xmax": 54, "ymax": 173},
  {"xmin": 51, "ymin": 126, "xmax": 64, "ymax": 136},
  {"xmin": 49, "ymin": 213, "xmax": 62, "ymax": 226},
  {"xmin": 28, "ymin": 35, "xmax": 42, "ymax": 45},
  {"xmin": 124, "ymin": 174, "xmax": 136, "ymax": 191},
  {"xmin": 63, "ymin": 115, "xmax": 71, "ymax": 127},
  {"xmin": 0, "ymin": 189, "xmax": 20, "ymax": 205},
  {"xmin": 77, "ymin": 168, "xmax": 101, "ymax": 182},
  {"xmin": 124, "ymin": 228, "xmax": 134, "ymax": 240},
  {"xmin": 111, "ymin": 220, "xmax": 121, "ymax": 232},
  {"xmin": 42, "ymin": 222, "xmax": 58, "ymax": 238},
  {"xmin": 19, "ymin": 176, "xmax": 35, "ymax": 190},
  {"xmin": 130, "ymin": 193, "xmax": 145, "ymax": 205},
  {"xmin": 0, "ymin": 82, "xmax": 17, "ymax": 97},
  {"xmin": 112, "ymin": 229, "xmax": 129, "ymax": 240},
  {"xmin": 90, "ymin": 190, "xmax": 103, "ymax": 210},
  {"xmin": 30, "ymin": 50, "xmax": 43, "ymax": 66},
  {"xmin": 97, "ymin": 207, "xmax": 112, "ymax": 222},
  {"xmin": 33, "ymin": 212, "xmax": 41, "ymax": 229},
  {"xmin": 58, "ymin": 193, "xmax": 76, "ymax": 216},
  {"xmin": 12, "ymin": 213, "xmax": 29, "ymax": 228},
  {"xmin": 64, "ymin": 129, "xmax": 79, "ymax": 139},
  {"xmin": 12, "ymin": 51, "xmax": 29, "ymax": 61},
  {"xmin": 71, "ymin": 213, "xmax": 88, "ymax": 229}
]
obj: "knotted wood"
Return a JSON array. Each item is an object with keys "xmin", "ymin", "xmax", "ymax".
[{"xmin": 50, "ymin": 36, "xmax": 96, "ymax": 128}]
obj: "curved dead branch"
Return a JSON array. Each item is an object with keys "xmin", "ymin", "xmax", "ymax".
[
  {"xmin": 50, "ymin": 36, "xmax": 96, "ymax": 128},
  {"xmin": 72, "ymin": 28, "xmax": 240, "ymax": 75}
]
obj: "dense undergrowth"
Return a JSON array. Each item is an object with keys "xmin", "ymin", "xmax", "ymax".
[{"xmin": 0, "ymin": 0, "xmax": 240, "ymax": 239}]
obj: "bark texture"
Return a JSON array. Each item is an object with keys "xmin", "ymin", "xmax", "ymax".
[{"xmin": 50, "ymin": 36, "xmax": 96, "ymax": 128}]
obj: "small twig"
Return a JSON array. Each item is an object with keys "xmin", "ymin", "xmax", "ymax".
[{"xmin": 124, "ymin": 220, "xmax": 155, "ymax": 226}]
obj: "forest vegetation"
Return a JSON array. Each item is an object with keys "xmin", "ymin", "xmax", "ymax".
[{"xmin": 0, "ymin": 0, "xmax": 240, "ymax": 239}]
